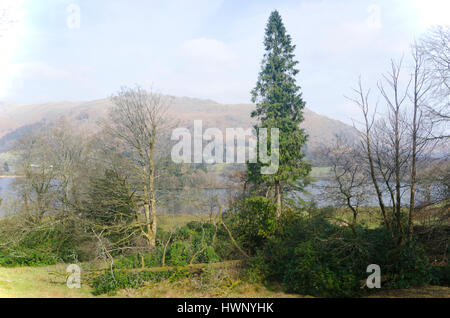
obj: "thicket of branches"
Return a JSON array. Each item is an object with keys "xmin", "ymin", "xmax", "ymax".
[{"xmin": 317, "ymin": 28, "xmax": 449, "ymax": 243}]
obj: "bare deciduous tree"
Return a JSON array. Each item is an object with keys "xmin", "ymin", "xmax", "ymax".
[
  {"xmin": 15, "ymin": 132, "xmax": 58, "ymax": 221},
  {"xmin": 377, "ymin": 58, "xmax": 412, "ymax": 235},
  {"xmin": 348, "ymin": 46, "xmax": 439, "ymax": 241},
  {"xmin": 419, "ymin": 25, "xmax": 450, "ymax": 139},
  {"xmin": 13, "ymin": 121, "xmax": 91, "ymax": 222},
  {"xmin": 319, "ymin": 135, "xmax": 369, "ymax": 236},
  {"xmin": 106, "ymin": 86, "xmax": 171, "ymax": 248},
  {"xmin": 346, "ymin": 79, "xmax": 391, "ymax": 230},
  {"xmin": 408, "ymin": 44, "xmax": 435, "ymax": 239}
]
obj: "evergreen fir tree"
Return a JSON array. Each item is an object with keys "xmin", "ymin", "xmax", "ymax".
[
  {"xmin": 85, "ymin": 169, "xmax": 137, "ymax": 247},
  {"xmin": 248, "ymin": 10, "xmax": 311, "ymax": 216}
]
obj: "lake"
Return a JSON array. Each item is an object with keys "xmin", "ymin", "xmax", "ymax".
[
  {"xmin": 0, "ymin": 176, "xmax": 432, "ymax": 214},
  {"xmin": 0, "ymin": 177, "xmax": 15, "ymax": 216},
  {"xmin": 0, "ymin": 177, "xmax": 14, "ymax": 194}
]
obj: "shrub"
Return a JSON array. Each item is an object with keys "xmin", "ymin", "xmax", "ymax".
[
  {"xmin": 0, "ymin": 248, "xmax": 60, "ymax": 266},
  {"xmin": 0, "ymin": 224, "xmax": 84, "ymax": 266},
  {"xmin": 431, "ymin": 265, "xmax": 450, "ymax": 287},
  {"xmin": 91, "ymin": 269, "xmax": 184, "ymax": 295},
  {"xmin": 282, "ymin": 241, "xmax": 359, "ymax": 297},
  {"xmin": 244, "ymin": 213, "xmax": 436, "ymax": 297},
  {"xmin": 167, "ymin": 241, "xmax": 191, "ymax": 266},
  {"xmin": 197, "ymin": 246, "xmax": 220, "ymax": 264},
  {"xmin": 114, "ymin": 249, "xmax": 164, "ymax": 269},
  {"xmin": 382, "ymin": 241, "xmax": 433, "ymax": 289},
  {"xmin": 114, "ymin": 221, "xmax": 223, "ymax": 270},
  {"xmin": 226, "ymin": 196, "xmax": 277, "ymax": 255}
]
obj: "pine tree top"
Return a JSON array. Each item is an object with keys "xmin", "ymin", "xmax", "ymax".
[
  {"xmin": 264, "ymin": 10, "xmax": 296, "ymax": 55},
  {"xmin": 248, "ymin": 10, "xmax": 310, "ymax": 187},
  {"xmin": 251, "ymin": 10, "xmax": 304, "ymax": 124}
]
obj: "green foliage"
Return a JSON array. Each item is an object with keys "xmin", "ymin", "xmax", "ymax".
[
  {"xmin": 167, "ymin": 241, "xmax": 191, "ymax": 266},
  {"xmin": 226, "ymin": 196, "xmax": 277, "ymax": 255},
  {"xmin": 114, "ymin": 249, "xmax": 163, "ymax": 269},
  {"xmin": 91, "ymin": 264, "xmax": 238, "ymax": 296},
  {"xmin": 282, "ymin": 241, "xmax": 359, "ymax": 297},
  {"xmin": 0, "ymin": 226, "xmax": 80, "ymax": 266},
  {"xmin": 198, "ymin": 246, "xmax": 220, "ymax": 264},
  {"xmin": 248, "ymin": 10, "xmax": 310, "ymax": 195},
  {"xmin": 0, "ymin": 248, "xmax": 59, "ymax": 267},
  {"xmin": 244, "ymin": 210, "xmax": 436, "ymax": 297},
  {"xmin": 431, "ymin": 265, "xmax": 450, "ymax": 287},
  {"xmin": 213, "ymin": 226, "xmax": 242, "ymax": 261},
  {"xmin": 169, "ymin": 221, "xmax": 221, "ymax": 265},
  {"xmin": 91, "ymin": 269, "xmax": 183, "ymax": 295},
  {"xmin": 383, "ymin": 241, "xmax": 433, "ymax": 289},
  {"xmin": 83, "ymin": 169, "xmax": 137, "ymax": 252},
  {"xmin": 85, "ymin": 169, "xmax": 135, "ymax": 226},
  {"xmin": 90, "ymin": 219, "xmax": 229, "ymax": 295},
  {"xmin": 114, "ymin": 221, "xmax": 222, "ymax": 270}
]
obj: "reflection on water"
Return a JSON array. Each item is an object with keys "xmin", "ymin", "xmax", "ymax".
[
  {"xmin": 0, "ymin": 177, "xmax": 15, "ymax": 216},
  {"xmin": 0, "ymin": 177, "xmax": 14, "ymax": 194},
  {"xmin": 0, "ymin": 177, "xmax": 438, "ymax": 215}
]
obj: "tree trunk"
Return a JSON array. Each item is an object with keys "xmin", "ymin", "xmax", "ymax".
[
  {"xmin": 409, "ymin": 69, "xmax": 419, "ymax": 241},
  {"xmin": 275, "ymin": 180, "xmax": 281, "ymax": 217},
  {"xmin": 142, "ymin": 163, "xmax": 155, "ymax": 249},
  {"xmin": 394, "ymin": 108, "xmax": 402, "ymax": 236},
  {"xmin": 148, "ymin": 132, "xmax": 157, "ymax": 248},
  {"xmin": 366, "ymin": 134, "xmax": 391, "ymax": 230},
  {"xmin": 142, "ymin": 184, "xmax": 154, "ymax": 248},
  {"xmin": 149, "ymin": 169, "xmax": 157, "ymax": 248}
]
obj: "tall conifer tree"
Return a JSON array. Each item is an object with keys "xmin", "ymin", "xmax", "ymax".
[{"xmin": 248, "ymin": 10, "xmax": 310, "ymax": 216}]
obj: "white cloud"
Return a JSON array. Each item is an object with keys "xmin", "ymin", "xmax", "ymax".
[
  {"xmin": 178, "ymin": 38, "xmax": 238, "ymax": 72},
  {"xmin": 14, "ymin": 62, "xmax": 72, "ymax": 80},
  {"xmin": 2, "ymin": 62, "xmax": 88, "ymax": 101},
  {"xmin": 409, "ymin": 0, "xmax": 450, "ymax": 30},
  {"xmin": 0, "ymin": 0, "xmax": 25, "ymax": 98}
]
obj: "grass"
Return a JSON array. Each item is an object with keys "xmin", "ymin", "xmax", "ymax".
[
  {"xmin": 333, "ymin": 207, "xmax": 385, "ymax": 229},
  {"xmin": 0, "ymin": 264, "xmax": 299, "ymax": 298},
  {"xmin": 0, "ymin": 264, "xmax": 95, "ymax": 298},
  {"xmin": 1, "ymin": 264, "xmax": 448, "ymax": 298},
  {"xmin": 310, "ymin": 166, "xmax": 332, "ymax": 179},
  {"xmin": 157, "ymin": 213, "xmax": 216, "ymax": 231},
  {"xmin": 115, "ymin": 280, "xmax": 302, "ymax": 298},
  {"xmin": 332, "ymin": 205, "xmax": 448, "ymax": 229},
  {"xmin": 158, "ymin": 207, "xmax": 389, "ymax": 233},
  {"xmin": 367, "ymin": 286, "xmax": 450, "ymax": 298}
]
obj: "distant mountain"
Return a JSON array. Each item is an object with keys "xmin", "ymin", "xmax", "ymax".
[{"xmin": 0, "ymin": 96, "xmax": 358, "ymax": 155}]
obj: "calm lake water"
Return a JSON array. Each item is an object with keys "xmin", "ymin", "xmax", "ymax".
[
  {"xmin": 0, "ymin": 176, "xmax": 432, "ymax": 215},
  {"xmin": 0, "ymin": 177, "xmax": 15, "ymax": 216},
  {"xmin": 0, "ymin": 177, "xmax": 14, "ymax": 193}
]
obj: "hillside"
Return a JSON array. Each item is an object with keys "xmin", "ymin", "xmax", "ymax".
[{"xmin": 0, "ymin": 96, "xmax": 358, "ymax": 154}]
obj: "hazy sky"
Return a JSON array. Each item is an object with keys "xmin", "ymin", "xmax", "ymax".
[{"xmin": 0, "ymin": 0, "xmax": 449, "ymax": 124}]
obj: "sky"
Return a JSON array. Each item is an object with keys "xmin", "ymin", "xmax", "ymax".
[{"xmin": 0, "ymin": 0, "xmax": 449, "ymax": 124}]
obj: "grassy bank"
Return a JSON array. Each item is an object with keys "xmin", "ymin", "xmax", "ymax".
[
  {"xmin": 0, "ymin": 264, "xmax": 299, "ymax": 298},
  {"xmin": 0, "ymin": 264, "xmax": 448, "ymax": 298}
]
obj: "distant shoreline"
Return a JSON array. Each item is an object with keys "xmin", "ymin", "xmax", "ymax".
[{"xmin": 0, "ymin": 175, "xmax": 23, "ymax": 178}]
